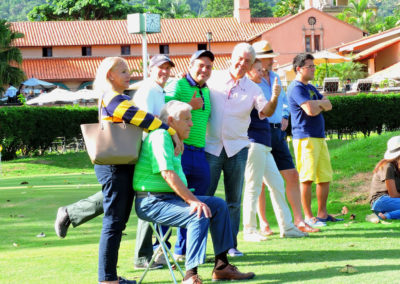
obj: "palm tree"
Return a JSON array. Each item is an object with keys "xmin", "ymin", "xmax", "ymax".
[
  {"xmin": 0, "ymin": 20, "xmax": 25, "ymax": 92},
  {"xmin": 337, "ymin": 0, "xmax": 376, "ymax": 32}
]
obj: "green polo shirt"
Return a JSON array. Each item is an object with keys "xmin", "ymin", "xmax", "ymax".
[
  {"xmin": 165, "ymin": 76, "xmax": 211, "ymax": 148},
  {"xmin": 133, "ymin": 129, "xmax": 187, "ymax": 192}
]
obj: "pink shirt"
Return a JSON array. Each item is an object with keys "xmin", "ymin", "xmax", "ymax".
[{"xmin": 206, "ymin": 70, "xmax": 267, "ymax": 158}]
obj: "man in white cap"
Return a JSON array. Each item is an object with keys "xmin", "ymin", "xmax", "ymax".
[{"xmin": 251, "ymin": 40, "xmax": 320, "ymax": 234}]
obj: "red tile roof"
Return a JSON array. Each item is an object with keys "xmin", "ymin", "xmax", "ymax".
[
  {"xmin": 20, "ymin": 55, "xmax": 232, "ymax": 81},
  {"xmin": 11, "ymin": 17, "xmax": 283, "ymax": 47}
]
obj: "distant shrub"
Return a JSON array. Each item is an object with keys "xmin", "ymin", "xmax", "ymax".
[{"xmin": 0, "ymin": 106, "xmax": 97, "ymax": 160}]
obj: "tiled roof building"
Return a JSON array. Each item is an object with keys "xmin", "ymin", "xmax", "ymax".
[{"xmin": 10, "ymin": 0, "xmax": 365, "ymax": 90}]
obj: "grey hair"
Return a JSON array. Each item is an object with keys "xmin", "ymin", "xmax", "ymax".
[
  {"xmin": 160, "ymin": 100, "xmax": 192, "ymax": 124},
  {"xmin": 232, "ymin": 43, "xmax": 256, "ymax": 64},
  {"xmin": 93, "ymin": 57, "xmax": 127, "ymax": 93}
]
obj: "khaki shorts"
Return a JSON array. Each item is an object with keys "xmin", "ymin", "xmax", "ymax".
[{"xmin": 293, "ymin": 137, "xmax": 333, "ymax": 183}]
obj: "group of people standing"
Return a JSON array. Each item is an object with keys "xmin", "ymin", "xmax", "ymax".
[{"xmin": 55, "ymin": 40, "xmax": 344, "ymax": 284}]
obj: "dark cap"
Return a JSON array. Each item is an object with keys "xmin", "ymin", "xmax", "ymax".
[
  {"xmin": 149, "ymin": 54, "xmax": 175, "ymax": 69},
  {"xmin": 190, "ymin": 50, "xmax": 215, "ymax": 63}
]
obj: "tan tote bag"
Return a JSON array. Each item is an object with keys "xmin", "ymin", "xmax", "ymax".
[{"xmin": 80, "ymin": 94, "xmax": 142, "ymax": 165}]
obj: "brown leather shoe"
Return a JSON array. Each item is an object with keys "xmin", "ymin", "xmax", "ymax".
[
  {"xmin": 212, "ymin": 264, "xmax": 255, "ymax": 281},
  {"xmin": 182, "ymin": 275, "xmax": 202, "ymax": 284}
]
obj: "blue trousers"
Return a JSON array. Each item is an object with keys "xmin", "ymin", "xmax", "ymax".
[
  {"xmin": 372, "ymin": 195, "xmax": 400, "ymax": 219},
  {"xmin": 206, "ymin": 147, "xmax": 248, "ymax": 248},
  {"xmin": 95, "ymin": 164, "xmax": 135, "ymax": 282},
  {"xmin": 136, "ymin": 194, "xmax": 233, "ymax": 270},
  {"xmin": 174, "ymin": 145, "xmax": 211, "ymax": 256}
]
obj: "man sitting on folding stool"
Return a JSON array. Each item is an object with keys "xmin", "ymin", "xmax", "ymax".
[{"xmin": 134, "ymin": 100, "xmax": 255, "ymax": 284}]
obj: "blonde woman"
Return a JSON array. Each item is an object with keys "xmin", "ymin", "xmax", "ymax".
[
  {"xmin": 93, "ymin": 57, "xmax": 182, "ymax": 284},
  {"xmin": 368, "ymin": 136, "xmax": 400, "ymax": 220}
]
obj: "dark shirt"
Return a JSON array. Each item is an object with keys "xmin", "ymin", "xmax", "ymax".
[
  {"xmin": 368, "ymin": 162, "xmax": 400, "ymax": 205},
  {"xmin": 287, "ymin": 80, "xmax": 325, "ymax": 139}
]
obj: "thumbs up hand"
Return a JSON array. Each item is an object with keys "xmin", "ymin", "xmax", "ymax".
[
  {"xmin": 272, "ymin": 77, "xmax": 281, "ymax": 99},
  {"xmin": 188, "ymin": 90, "xmax": 204, "ymax": 110}
]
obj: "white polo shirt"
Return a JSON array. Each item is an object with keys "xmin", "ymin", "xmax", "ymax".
[
  {"xmin": 206, "ymin": 70, "xmax": 267, "ymax": 158},
  {"xmin": 133, "ymin": 79, "xmax": 165, "ymax": 116}
]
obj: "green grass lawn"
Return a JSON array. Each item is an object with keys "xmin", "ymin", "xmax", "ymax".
[{"xmin": 1, "ymin": 131, "xmax": 400, "ymax": 283}]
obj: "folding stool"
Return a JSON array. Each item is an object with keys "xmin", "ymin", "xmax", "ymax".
[{"xmin": 138, "ymin": 223, "xmax": 184, "ymax": 284}]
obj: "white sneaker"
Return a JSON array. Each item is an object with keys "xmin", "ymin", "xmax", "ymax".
[
  {"xmin": 173, "ymin": 253, "xmax": 185, "ymax": 262},
  {"xmin": 153, "ymin": 249, "xmax": 167, "ymax": 265},
  {"xmin": 227, "ymin": 248, "xmax": 243, "ymax": 257},
  {"xmin": 305, "ymin": 217, "xmax": 327, "ymax": 227},
  {"xmin": 243, "ymin": 231, "xmax": 268, "ymax": 242},
  {"xmin": 280, "ymin": 226, "xmax": 308, "ymax": 238}
]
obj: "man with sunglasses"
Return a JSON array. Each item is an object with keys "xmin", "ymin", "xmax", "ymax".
[
  {"xmin": 164, "ymin": 50, "xmax": 214, "ymax": 261},
  {"xmin": 287, "ymin": 53, "xmax": 340, "ymax": 228}
]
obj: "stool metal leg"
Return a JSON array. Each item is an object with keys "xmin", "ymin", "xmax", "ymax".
[{"xmin": 138, "ymin": 224, "xmax": 184, "ymax": 284}]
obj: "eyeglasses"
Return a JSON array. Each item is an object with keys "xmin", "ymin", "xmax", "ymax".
[{"xmin": 302, "ymin": 64, "xmax": 316, "ymax": 69}]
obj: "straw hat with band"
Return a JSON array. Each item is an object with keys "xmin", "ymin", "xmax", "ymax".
[
  {"xmin": 252, "ymin": 40, "xmax": 279, "ymax": 59},
  {"xmin": 384, "ymin": 136, "xmax": 400, "ymax": 160}
]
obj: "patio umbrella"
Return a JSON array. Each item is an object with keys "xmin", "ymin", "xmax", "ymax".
[
  {"xmin": 26, "ymin": 88, "xmax": 76, "ymax": 105},
  {"xmin": 74, "ymin": 89, "xmax": 99, "ymax": 101},
  {"xmin": 23, "ymin": 78, "xmax": 56, "ymax": 89},
  {"xmin": 313, "ymin": 50, "xmax": 351, "ymax": 77}
]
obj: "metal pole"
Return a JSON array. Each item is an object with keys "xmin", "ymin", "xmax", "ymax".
[{"xmin": 142, "ymin": 32, "xmax": 148, "ymax": 79}]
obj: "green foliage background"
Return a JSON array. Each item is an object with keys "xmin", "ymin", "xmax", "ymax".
[{"xmin": 1, "ymin": 94, "xmax": 400, "ymax": 161}]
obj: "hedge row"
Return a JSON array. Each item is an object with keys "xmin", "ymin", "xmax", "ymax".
[
  {"xmin": 1, "ymin": 93, "xmax": 399, "ymax": 161},
  {"xmin": 0, "ymin": 106, "xmax": 97, "ymax": 160}
]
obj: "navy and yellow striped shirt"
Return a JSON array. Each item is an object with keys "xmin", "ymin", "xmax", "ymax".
[{"xmin": 101, "ymin": 91, "xmax": 176, "ymax": 136}]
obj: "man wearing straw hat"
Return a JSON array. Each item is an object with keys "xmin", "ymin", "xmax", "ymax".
[{"xmin": 251, "ymin": 40, "xmax": 320, "ymax": 234}]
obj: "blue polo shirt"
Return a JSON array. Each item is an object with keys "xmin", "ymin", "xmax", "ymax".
[
  {"xmin": 247, "ymin": 79, "xmax": 272, "ymax": 147},
  {"xmin": 287, "ymin": 80, "xmax": 325, "ymax": 139}
]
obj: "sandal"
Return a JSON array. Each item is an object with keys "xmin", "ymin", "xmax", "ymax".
[{"xmin": 316, "ymin": 214, "xmax": 344, "ymax": 222}]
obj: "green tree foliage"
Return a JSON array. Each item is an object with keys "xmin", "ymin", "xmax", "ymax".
[
  {"xmin": 336, "ymin": 0, "xmax": 376, "ymax": 32},
  {"xmin": 273, "ymin": 0, "xmax": 303, "ymax": 17},
  {"xmin": 202, "ymin": 0, "xmax": 273, "ymax": 18},
  {"xmin": 313, "ymin": 61, "xmax": 366, "ymax": 87},
  {"xmin": 249, "ymin": 0, "xmax": 273, "ymax": 17},
  {"xmin": 27, "ymin": 0, "xmax": 145, "ymax": 21},
  {"xmin": 202, "ymin": 0, "xmax": 233, "ymax": 18},
  {"xmin": 369, "ymin": 5, "xmax": 400, "ymax": 33},
  {"xmin": 0, "ymin": 0, "xmax": 45, "ymax": 22},
  {"xmin": 143, "ymin": 0, "xmax": 195, "ymax": 18},
  {"xmin": 0, "ymin": 19, "xmax": 25, "ymax": 93}
]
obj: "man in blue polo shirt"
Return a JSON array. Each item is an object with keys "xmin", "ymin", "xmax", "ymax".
[
  {"xmin": 287, "ymin": 53, "xmax": 342, "ymax": 227},
  {"xmin": 252, "ymin": 41, "xmax": 320, "ymax": 234}
]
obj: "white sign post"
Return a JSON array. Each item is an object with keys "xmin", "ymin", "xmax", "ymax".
[{"xmin": 127, "ymin": 13, "xmax": 161, "ymax": 79}]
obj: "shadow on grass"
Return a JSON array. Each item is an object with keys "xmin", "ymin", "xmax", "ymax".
[{"xmin": 253, "ymin": 264, "xmax": 400, "ymax": 283}]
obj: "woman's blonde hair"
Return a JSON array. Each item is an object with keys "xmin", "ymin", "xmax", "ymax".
[{"xmin": 93, "ymin": 57, "xmax": 127, "ymax": 94}]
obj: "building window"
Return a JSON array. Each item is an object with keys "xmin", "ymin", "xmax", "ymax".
[
  {"xmin": 314, "ymin": 35, "xmax": 320, "ymax": 51},
  {"xmin": 82, "ymin": 46, "xmax": 92, "ymax": 56},
  {"xmin": 42, "ymin": 47, "xmax": 53, "ymax": 57},
  {"xmin": 198, "ymin": 44, "xmax": 207, "ymax": 51},
  {"xmin": 121, "ymin": 45, "xmax": 131, "ymax": 55},
  {"xmin": 159, "ymin": 44, "xmax": 169, "ymax": 54},
  {"xmin": 305, "ymin": 36, "xmax": 311, "ymax": 52}
]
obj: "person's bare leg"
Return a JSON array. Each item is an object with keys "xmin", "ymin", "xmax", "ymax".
[
  {"xmin": 281, "ymin": 168, "xmax": 303, "ymax": 225},
  {"xmin": 316, "ymin": 182, "xmax": 329, "ymax": 219},
  {"xmin": 300, "ymin": 181, "xmax": 313, "ymax": 220},
  {"xmin": 257, "ymin": 184, "xmax": 273, "ymax": 235}
]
